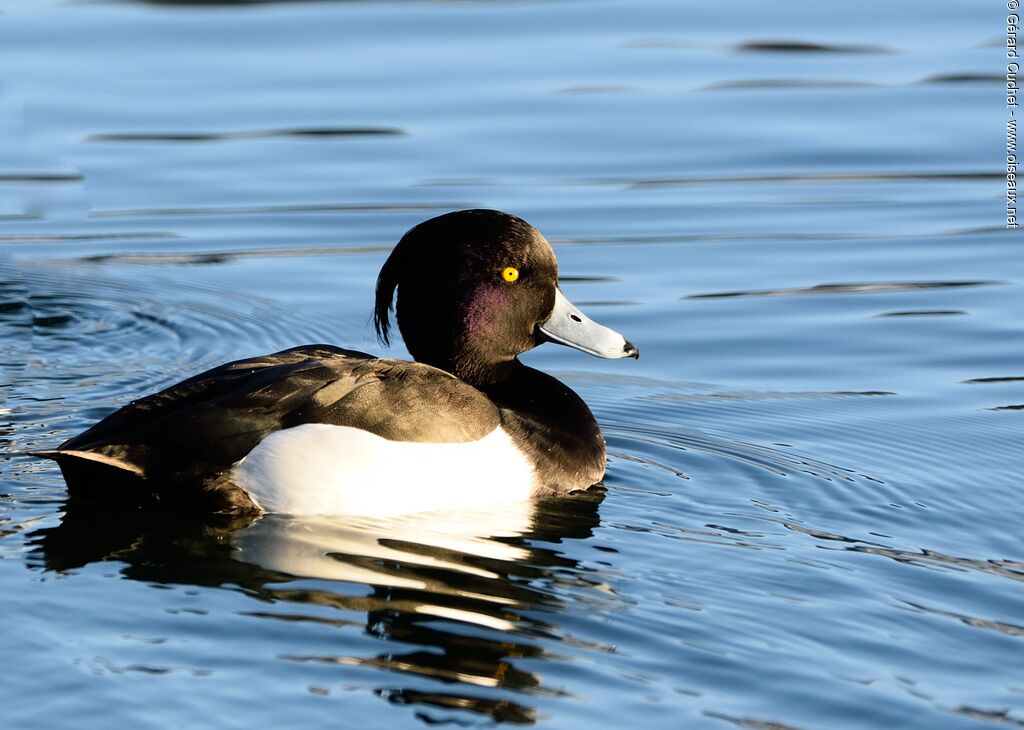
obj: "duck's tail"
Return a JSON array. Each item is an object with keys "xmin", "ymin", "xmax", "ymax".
[{"xmin": 28, "ymin": 449, "xmax": 145, "ymax": 476}]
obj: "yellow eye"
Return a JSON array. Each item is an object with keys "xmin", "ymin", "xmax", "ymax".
[{"xmin": 501, "ymin": 266, "xmax": 519, "ymax": 283}]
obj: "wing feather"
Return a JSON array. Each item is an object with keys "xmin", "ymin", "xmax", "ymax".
[{"xmin": 39, "ymin": 344, "xmax": 500, "ymax": 511}]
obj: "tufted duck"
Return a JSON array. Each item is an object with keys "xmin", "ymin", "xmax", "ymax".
[{"xmin": 35, "ymin": 210, "xmax": 638, "ymax": 516}]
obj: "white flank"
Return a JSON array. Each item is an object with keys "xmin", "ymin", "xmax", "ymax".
[{"xmin": 232, "ymin": 424, "xmax": 536, "ymax": 517}]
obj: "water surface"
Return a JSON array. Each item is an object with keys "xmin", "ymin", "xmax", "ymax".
[{"xmin": 1, "ymin": 1, "xmax": 1021, "ymax": 728}]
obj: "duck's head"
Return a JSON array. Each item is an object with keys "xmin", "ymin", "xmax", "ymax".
[{"xmin": 374, "ymin": 209, "xmax": 638, "ymax": 383}]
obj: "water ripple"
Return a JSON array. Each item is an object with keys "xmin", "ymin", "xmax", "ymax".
[
  {"xmin": 605, "ymin": 420, "xmax": 866, "ymax": 483},
  {"xmin": 901, "ymin": 601, "xmax": 1024, "ymax": 638},
  {"xmin": 3, "ymin": 262, "xmax": 344, "ymax": 452}
]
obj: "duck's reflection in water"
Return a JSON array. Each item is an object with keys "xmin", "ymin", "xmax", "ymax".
[{"xmin": 31, "ymin": 489, "xmax": 606, "ymax": 724}]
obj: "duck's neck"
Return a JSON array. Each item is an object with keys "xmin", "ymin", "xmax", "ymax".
[
  {"xmin": 471, "ymin": 359, "xmax": 607, "ymax": 493},
  {"xmin": 407, "ymin": 331, "xmax": 520, "ymax": 387},
  {"xmin": 449, "ymin": 355, "xmax": 520, "ymax": 388},
  {"xmin": 414, "ymin": 353, "xmax": 607, "ymax": 490}
]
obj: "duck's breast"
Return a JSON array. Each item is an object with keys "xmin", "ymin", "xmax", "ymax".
[{"xmin": 231, "ymin": 423, "xmax": 536, "ymax": 517}]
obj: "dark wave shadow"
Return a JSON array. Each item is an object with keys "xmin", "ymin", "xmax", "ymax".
[
  {"xmin": 27, "ymin": 491, "xmax": 605, "ymax": 724},
  {"xmin": 918, "ymin": 73, "xmax": 1004, "ymax": 85},
  {"xmin": 628, "ymin": 171, "xmax": 1001, "ymax": 189},
  {"xmin": 112, "ymin": 0, "xmax": 558, "ymax": 6},
  {"xmin": 684, "ymin": 280, "xmax": 1006, "ymax": 300},
  {"xmin": 875, "ymin": 310, "xmax": 966, "ymax": 317},
  {"xmin": 88, "ymin": 127, "xmax": 405, "ymax": 143},
  {"xmin": 556, "ymin": 85, "xmax": 638, "ymax": 94},
  {"xmin": 702, "ymin": 79, "xmax": 877, "ymax": 91},
  {"xmin": 0, "ymin": 231, "xmax": 176, "ymax": 244},
  {"xmin": 90, "ymin": 201, "xmax": 470, "ymax": 219},
  {"xmin": 78, "ymin": 246, "xmax": 394, "ymax": 265},
  {"xmin": 418, "ymin": 172, "xmax": 1003, "ymax": 193},
  {"xmin": 0, "ymin": 173, "xmax": 83, "ymax": 183},
  {"xmin": 776, "ymin": 520, "xmax": 1024, "ymax": 584},
  {"xmin": 733, "ymin": 40, "xmax": 891, "ymax": 54},
  {"xmin": 621, "ymin": 38, "xmax": 892, "ymax": 54}
]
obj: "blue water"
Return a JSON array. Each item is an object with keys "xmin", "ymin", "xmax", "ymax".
[{"xmin": 1, "ymin": 1, "xmax": 1021, "ymax": 727}]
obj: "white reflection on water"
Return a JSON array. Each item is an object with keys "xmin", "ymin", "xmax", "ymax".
[{"xmin": 236, "ymin": 502, "xmax": 535, "ymax": 586}]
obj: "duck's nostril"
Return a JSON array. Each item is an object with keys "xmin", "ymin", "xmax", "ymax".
[{"xmin": 570, "ymin": 314, "xmax": 582, "ymax": 322}]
